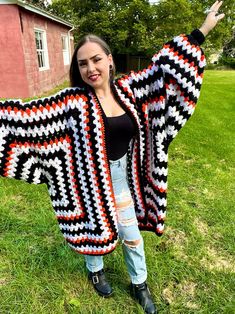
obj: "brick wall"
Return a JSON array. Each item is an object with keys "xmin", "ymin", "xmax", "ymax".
[
  {"xmin": 0, "ymin": 4, "xmax": 74, "ymax": 99},
  {"xmin": 0, "ymin": 5, "xmax": 29, "ymax": 98},
  {"xmin": 20, "ymin": 8, "xmax": 73, "ymax": 97}
]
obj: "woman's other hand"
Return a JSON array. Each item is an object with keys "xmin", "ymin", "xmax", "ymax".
[{"xmin": 199, "ymin": 1, "xmax": 225, "ymax": 36}]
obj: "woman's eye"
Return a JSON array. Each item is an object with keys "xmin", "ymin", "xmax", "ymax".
[
  {"xmin": 94, "ymin": 58, "xmax": 101, "ymax": 62},
  {"xmin": 79, "ymin": 63, "xmax": 86, "ymax": 67}
]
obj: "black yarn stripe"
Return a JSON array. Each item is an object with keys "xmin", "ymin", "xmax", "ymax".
[
  {"xmin": 167, "ymin": 35, "xmax": 204, "ymax": 73},
  {"xmin": 85, "ymin": 92, "xmax": 117, "ymax": 237},
  {"xmin": 0, "ymin": 88, "xmax": 82, "ymax": 109}
]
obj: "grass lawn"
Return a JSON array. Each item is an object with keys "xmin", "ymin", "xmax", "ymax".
[{"xmin": 0, "ymin": 70, "xmax": 234, "ymax": 313}]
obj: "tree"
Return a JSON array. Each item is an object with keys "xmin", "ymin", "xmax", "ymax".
[
  {"xmin": 48, "ymin": 0, "xmax": 234, "ymax": 60},
  {"xmin": 50, "ymin": 0, "xmax": 157, "ymax": 55},
  {"xmin": 188, "ymin": 0, "xmax": 234, "ymax": 56},
  {"xmin": 219, "ymin": 28, "xmax": 235, "ymax": 68},
  {"xmin": 152, "ymin": 0, "xmax": 194, "ymax": 46},
  {"xmin": 25, "ymin": 0, "xmax": 47, "ymax": 9}
]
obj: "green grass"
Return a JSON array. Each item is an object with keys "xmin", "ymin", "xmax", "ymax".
[
  {"xmin": 0, "ymin": 81, "xmax": 69, "ymax": 103},
  {"xmin": 22, "ymin": 80, "xmax": 70, "ymax": 102},
  {"xmin": 0, "ymin": 70, "xmax": 234, "ymax": 313}
]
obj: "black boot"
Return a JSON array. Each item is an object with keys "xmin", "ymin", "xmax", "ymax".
[
  {"xmin": 88, "ymin": 269, "xmax": 113, "ymax": 297},
  {"xmin": 131, "ymin": 282, "xmax": 157, "ymax": 314}
]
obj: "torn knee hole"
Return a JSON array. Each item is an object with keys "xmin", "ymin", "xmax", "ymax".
[
  {"xmin": 116, "ymin": 198, "xmax": 133, "ymax": 210},
  {"xmin": 124, "ymin": 239, "xmax": 141, "ymax": 248},
  {"xmin": 118, "ymin": 217, "xmax": 137, "ymax": 227}
]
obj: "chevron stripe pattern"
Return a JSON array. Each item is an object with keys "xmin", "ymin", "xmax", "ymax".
[{"xmin": 0, "ymin": 33, "xmax": 206, "ymax": 255}]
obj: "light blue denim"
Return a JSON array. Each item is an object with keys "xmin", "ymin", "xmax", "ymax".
[{"xmin": 85, "ymin": 153, "xmax": 147, "ymax": 285}]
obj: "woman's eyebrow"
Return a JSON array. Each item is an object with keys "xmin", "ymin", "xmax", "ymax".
[{"xmin": 78, "ymin": 54, "xmax": 101, "ymax": 62}]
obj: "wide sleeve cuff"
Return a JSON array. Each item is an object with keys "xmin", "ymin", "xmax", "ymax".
[{"xmin": 190, "ymin": 29, "xmax": 205, "ymax": 45}]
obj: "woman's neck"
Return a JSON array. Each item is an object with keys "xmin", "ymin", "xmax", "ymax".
[{"xmin": 94, "ymin": 85, "xmax": 112, "ymax": 99}]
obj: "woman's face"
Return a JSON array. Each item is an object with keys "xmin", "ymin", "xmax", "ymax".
[{"xmin": 77, "ymin": 42, "xmax": 113, "ymax": 90}]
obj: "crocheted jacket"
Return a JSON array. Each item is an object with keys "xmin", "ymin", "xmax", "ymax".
[{"xmin": 0, "ymin": 32, "xmax": 206, "ymax": 255}]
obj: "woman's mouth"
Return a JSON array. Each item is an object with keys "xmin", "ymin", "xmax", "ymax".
[{"xmin": 89, "ymin": 74, "xmax": 100, "ymax": 82}]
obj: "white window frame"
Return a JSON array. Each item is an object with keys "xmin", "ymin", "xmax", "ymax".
[
  {"xmin": 61, "ymin": 34, "xmax": 70, "ymax": 66},
  {"xmin": 34, "ymin": 28, "xmax": 50, "ymax": 71}
]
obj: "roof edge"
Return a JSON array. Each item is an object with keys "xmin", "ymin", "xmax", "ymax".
[{"xmin": 0, "ymin": 0, "xmax": 73, "ymax": 28}]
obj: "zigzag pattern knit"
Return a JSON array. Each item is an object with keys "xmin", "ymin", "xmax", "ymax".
[{"xmin": 0, "ymin": 33, "xmax": 206, "ymax": 255}]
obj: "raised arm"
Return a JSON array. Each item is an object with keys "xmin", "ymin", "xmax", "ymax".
[
  {"xmin": 117, "ymin": 1, "xmax": 224, "ymax": 144},
  {"xmin": 199, "ymin": 1, "xmax": 225, "ymax": 37}
]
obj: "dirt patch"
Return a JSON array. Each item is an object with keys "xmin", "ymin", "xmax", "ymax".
[
  {"xmin": 165, "ymin": 228, "xmax": 188, "ymax": 246},
  {"xmin": 178, "ymin": 281, "xmax": 200, "ymax": 310},
  {"xmin": 165, "ymin": 228, "xmax": 188, "ymax": 260},
  {"xmin": 162, "ymin": 280, "xmax": 200, "ymax": 309},
  {"xmin": 203, "ymin": 163, "xmax": 212, "ymax": 169},
  {"xmin": 178, "ymin": 281, "xmax": 197, "ymax": 295},
  {"xmin": 201, "ymin": 188, "xmax": 215, "ymax": 199},
  {"xmin": 185, "ymin": 159, "xmax": 196, "ymax": 164},
  {"xmin": 0, "ymin": 277, "xmax": 9, "ymax": 287},
  {"xmin": 186, "ymin": 301, "xmax": 200, "ymax": 310},
  {"xmin": 201, "ymin": 246, "xmax": 235, "ymax": 272},
  {"xmin": 162, "ymin": 287, "xmax": 174, "ymax": 304},
  {"xmin": 10, "ymin": 194, "xmax": 24, "ymax": 202},
  {"xmin": 194, "ymin": 217, "xmax": 209, "ymax": 235}
]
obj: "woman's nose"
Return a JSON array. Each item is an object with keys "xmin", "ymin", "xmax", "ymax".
[{"xmin": 87, "ymin": 62, "xmax": 95, "ymax": 73}]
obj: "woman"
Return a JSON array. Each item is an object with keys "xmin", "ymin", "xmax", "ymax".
[{"xmin": 0, "ymin": 2, "xmax": 224, "ymax": 313}]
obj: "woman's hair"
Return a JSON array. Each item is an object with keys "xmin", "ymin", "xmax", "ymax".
[{"xmin": 69, "ymin": 34, "xmax": 116, "ymax": 87}]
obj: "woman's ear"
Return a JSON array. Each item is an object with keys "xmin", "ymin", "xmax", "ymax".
[{"xmin": 108, "ymin": 54, "xmax": 113, "ymax": 67}]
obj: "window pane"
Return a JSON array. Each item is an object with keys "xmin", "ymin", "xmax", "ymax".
[
  {"xmin": 61, "ymin": 36, "xmax": 66, "ymax": 50},
  {"xmin": 35, "ymin": 32, "xmax": 40, "ymax": 49},
  {"xmin": 41, "ymin": 51, "xmax": 45, "ymax": 67},
  {"xmin": 39, "ymin": 51, "xmax": 43, "ymax": 68},
  {"xmin": 35, "ymin": 29, "xmax": 48, "ymax": 69},
  {"xmin": 62, "ymin": 35, "xmax": 69, "ymax": 65},
  {"xmin": 39, "ymin": 34, "xmax": 43, "ymax": 50},
  {"xmin": 37, "ymin": 51, "xmax": 41, "ymax": 67}
]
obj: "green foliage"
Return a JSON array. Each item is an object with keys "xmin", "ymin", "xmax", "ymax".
[
  {"xmin": 153, "ymin": 0, "xmax": 193, "ymax": 40},
  {"xmin": 219, "ymin": 29, "xmax": 235, "ymax": 68},
  {"xmin": 50, "ymin": 0, "xmax": 158, "ymax": 55},
  {"xmin": 219, "ymin": 55, "xmax": 235, "ymax": 69},
  {"xmin": 49, "ymin": 0, "xmax": 234, "ymax": 58},
  {"xmin": 25, "ymin": 0, "xmax": 47, "ymax": 9},
  {"xmin": 179, "ymin": 0, "xmax": 231, "ymax": 57}
]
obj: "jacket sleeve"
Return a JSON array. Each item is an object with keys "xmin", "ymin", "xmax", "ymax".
[
  {"xmin": 0, "ymin": 88, "xmax": 79, "ymax": 184},
  {"xmin": 118, "ymin": 30, "xmax": 206, "ymax": 145}
]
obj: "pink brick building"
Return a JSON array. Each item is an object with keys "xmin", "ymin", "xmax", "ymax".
[{"xmin": 0, "ymin": 0, "xmax": 74, "ymax": 99}]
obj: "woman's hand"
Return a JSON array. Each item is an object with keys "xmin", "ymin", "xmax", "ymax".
[{"xmin": 199, "ymin": 1, "xmax": 225, "ymax": 36}]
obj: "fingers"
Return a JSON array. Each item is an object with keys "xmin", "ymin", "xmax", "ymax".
[
  {"xmin": 210, "ymin": 1, "xmax": 223, "ymax": 12},
  {"xmin": 210, "ymin": 1, "xmax": 219, "ymax": 11},
  {"xmin": 216, "ymin": 13, "xmax": 225, "ymax": 21},
  {"xmin": 207, "ymin": 1, "xmax": 225, "ymax": 23},
  {"xmin": 217, "ymin": 1, "xmax": 223, "ymax": 10},
  {"xmin": 200, "ymin": 1, "xmax": 224, "ymax": 36}
]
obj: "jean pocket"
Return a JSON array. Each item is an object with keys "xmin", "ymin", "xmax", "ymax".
[
  {"xmin": 121, "ymin": 159, "xmax": 127, "ymax": 172},
  {"xmin": 111, "ymin": 165, "xmax": 126, "ymax": 183}
]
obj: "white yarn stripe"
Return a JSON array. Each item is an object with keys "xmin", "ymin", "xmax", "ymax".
[{"xmin": 68, "ymin": 239, "xmax": 118, "ymax": 254}]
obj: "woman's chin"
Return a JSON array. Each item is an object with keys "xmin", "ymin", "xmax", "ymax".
[{"xmin": 89, "ymin": 81, "xmax": 108, "ymax": 90}]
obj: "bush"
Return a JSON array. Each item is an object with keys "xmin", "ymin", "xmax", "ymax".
[
  {"xmin": 206, "ymin": 63, "xmax": 219, "ymax": 70},
  {"xmin": 218, "ymin": 55, "xmax": 235, "ymax": 69}
]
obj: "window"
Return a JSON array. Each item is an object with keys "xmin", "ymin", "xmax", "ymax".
[
  {"xmin": 34, "ymin": 29, "xmax": 49, "ymax": 70},
  {"xmin": 61, "ymin": 35, "xmax": 70, "ymax": 65}
]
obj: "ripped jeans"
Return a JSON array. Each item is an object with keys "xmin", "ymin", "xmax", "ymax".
[{"xmin": 84, "ymin": 153, "xmax": 147, "ymax": 285}]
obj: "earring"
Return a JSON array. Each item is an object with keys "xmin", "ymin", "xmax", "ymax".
[
  {"xmin": 109, "ymin": 64, "xmax": 113, "ymax": 81},
  {"xmin": 109, "ymin": 64, "xmax": 113, "ymax": 76}
]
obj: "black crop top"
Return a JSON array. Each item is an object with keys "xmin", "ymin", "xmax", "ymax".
[{"xmin": 105, "ymin": 113, "xmax": 137, "ymax": 161}]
